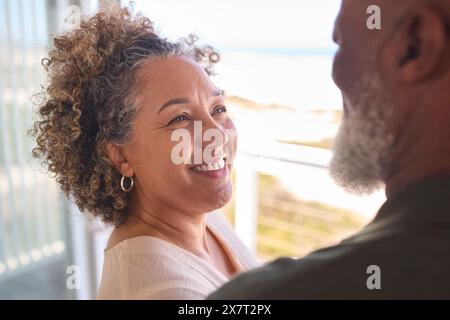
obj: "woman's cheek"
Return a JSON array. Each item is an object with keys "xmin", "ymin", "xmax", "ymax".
[
  {"xmin": 168, "ymin": 129, "xmax": 195, "ymax": 166},
  {"xmin": 224, "ymin": 117, "xmax": 237, "ymax": 162}
]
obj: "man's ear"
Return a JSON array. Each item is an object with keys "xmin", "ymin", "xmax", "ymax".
[
  {"xmin": 106, "ymin": 142, "xmax": 134, "ymax": 177},
  {"xmin": 388, "ymin": 4, "xmax": 448, "ymax": 83}
]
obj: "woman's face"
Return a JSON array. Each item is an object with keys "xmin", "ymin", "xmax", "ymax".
[{"xmin": 122, "ymin": 56, "xmax": 236, "ymax": 215}]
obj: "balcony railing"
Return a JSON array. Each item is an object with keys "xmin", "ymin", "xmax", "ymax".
[{"xmin": 231, "ymin": 142, "xmax": 384, "ymax": 261}]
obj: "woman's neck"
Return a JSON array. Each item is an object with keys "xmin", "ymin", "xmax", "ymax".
[{"xmin": 127, "ymin": 199, "xmax": 211, "ymax": 258}]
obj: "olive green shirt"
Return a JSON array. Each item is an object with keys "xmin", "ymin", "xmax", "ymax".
[{"xmin": 209, "ymin": 175, "xmax": 450, "ymax": 299}]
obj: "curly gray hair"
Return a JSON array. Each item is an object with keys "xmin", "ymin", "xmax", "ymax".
[{"xmin": 31, "ymin": 7, "xmax": 220, "ymax": 226}]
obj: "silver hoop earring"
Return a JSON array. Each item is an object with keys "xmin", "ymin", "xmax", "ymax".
[{"xmin": 120, "ymin": 176, "xmax": 134, "ymax": 192}]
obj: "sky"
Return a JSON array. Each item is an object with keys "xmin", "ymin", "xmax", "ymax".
[
  {"xmin": 124, "ymin": 0, "xmax": 343, "ymax": 110},
  {"xmin": 123, "ymin": 0, "xmax": 341, "ymax": 51},
  {"xmin": 0, "ymin": 0, "xmax": 343, "ymax": 109}
]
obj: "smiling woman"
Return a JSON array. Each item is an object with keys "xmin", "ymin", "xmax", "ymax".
[{"xmin": 31, "ymin": 6, "xmax": 260, "ymax": 299}]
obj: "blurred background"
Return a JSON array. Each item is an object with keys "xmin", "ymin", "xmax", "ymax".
[{"xmin": 0, "ymin": 0, "xmax": 386, "ymax": 299}]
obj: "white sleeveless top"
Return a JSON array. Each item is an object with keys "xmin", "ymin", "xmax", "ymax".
[{"xmin": 96, "ymin": 212, "xmax": 261, "ymax": 300}]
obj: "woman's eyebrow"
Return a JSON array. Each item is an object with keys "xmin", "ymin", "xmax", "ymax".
[
  {"xmin": 211, "ymin": 89, "xmax": 225, "ymax": 97},
  {"xmin": 158, "ymin": 98, "xmax": 190, "ymax": 114},
  {"xmin": 157, "ymin": 90, "xmax": 225, "ymax": 114}
]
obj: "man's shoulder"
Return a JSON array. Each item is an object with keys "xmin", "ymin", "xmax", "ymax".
[
  {"xmin": 209, "ymin": 241, "xmax": 372, "ymax": 299},
  {"xmin": 209, "ymin": 227, "xmax": 450, "ymax": 299}
]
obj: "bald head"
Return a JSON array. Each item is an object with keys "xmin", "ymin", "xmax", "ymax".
[{"xmin": 387, "ymin": 0, "xmax": 450, "ymax": 35}]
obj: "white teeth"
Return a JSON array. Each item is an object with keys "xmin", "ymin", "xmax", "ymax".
[
  {"xmin": 215, "ymin": 158, "xmax": 225, "ymax": 170},
  {"xmin": 192, "ymin": 158, "xmax": 226, "ymax": 172}
]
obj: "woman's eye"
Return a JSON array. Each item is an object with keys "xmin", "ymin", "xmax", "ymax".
[
  {"xmin": 213, "ymin": 105, "xmax": 227, "ymax": 115},
  {"xmin": 168, "ymin": 114, "xmax": 189, "ymax": 125}
]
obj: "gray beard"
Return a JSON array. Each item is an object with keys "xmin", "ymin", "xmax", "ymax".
[{"xmin": 329, "ymin": 73, "xmax": 395, "ymax": 195}]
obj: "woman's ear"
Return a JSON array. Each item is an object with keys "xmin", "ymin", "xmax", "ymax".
[
  {"xmin": 106, "ymin": 142, "xmax": 135, "ymax": 177},
  {"xmin": 394, "ymin": 4, "xmax": 448, "ymax": 83}
]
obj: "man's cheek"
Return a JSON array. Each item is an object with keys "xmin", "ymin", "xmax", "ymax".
[
  {"xmin": 332, "ymin": 50, "xmax": 346, "ymax": 89},
  {"xmin": 334, "ymin": 52, "xmax": 360, "ymax": 96}
]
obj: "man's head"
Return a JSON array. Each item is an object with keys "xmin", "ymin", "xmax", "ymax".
[{"xmin": 330, "ymin": 0, "xmax": 450, "ymax": 195}]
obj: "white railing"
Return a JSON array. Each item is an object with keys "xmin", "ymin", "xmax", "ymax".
[{"xmin": 233, "ymin": 142, "xmax": 386, "ymax": 256}]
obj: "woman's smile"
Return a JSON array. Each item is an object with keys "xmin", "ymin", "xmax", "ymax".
[{"xmin": 189, "ymin": 157, "xmax": 230, "ymax": 179}]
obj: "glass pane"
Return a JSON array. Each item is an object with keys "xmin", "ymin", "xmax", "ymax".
[{"xmin": 0, "ymin": 0, "xmax": 80, "ymax": 300}]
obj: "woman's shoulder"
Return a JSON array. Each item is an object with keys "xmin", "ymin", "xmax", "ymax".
[
  {"xmin": 103, "ymin": 234, "xmax": 224, "ymax": 279},
  {"xmin": 104, "ymin": 235, "xmax": 189, "ymax": 261},
  {"xmin": 98, "ymin": 236, "xmax": 219, "ymax": 300}
]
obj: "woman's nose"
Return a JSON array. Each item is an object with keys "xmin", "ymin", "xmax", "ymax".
[{"xmin": 200, "ymin": 116, "xmax": 229, "ymax": 157}]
